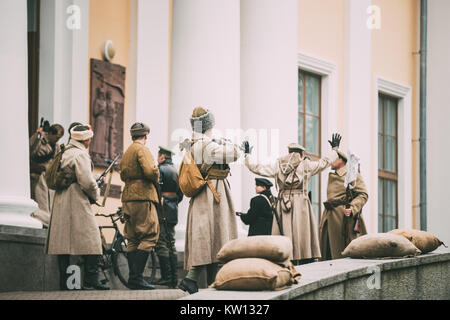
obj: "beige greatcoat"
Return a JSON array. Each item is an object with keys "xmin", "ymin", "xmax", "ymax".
[
  {"xmin": 29, "ymin": 132, "xmax": 61, "ymax": 227},
  {"xmin": 45, "ymin": 139, "xmax": 102, "ymax": 255},
  {"xmin": 184, "ymin": 134, "xmax": 241, "ymax": 270},
  {"xmin": 319, "ymin": 166, "xmax": 368, "ymax": 260},
  {"xmin": 245, "ymin": 150, "xmax": 338, "ymax": 260}
]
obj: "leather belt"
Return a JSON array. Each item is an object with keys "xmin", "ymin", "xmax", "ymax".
[
  {"xmin": 126, "ymin": 179, "xmax": 146, "ymax": 185},
  {"xmin": 162, "ymin": 192, "xmax": 177, "ymax": 197}
]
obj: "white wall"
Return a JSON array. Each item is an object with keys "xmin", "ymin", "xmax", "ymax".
[
  {"xmin": 169, "ymin": 0, "xmax": 242, "ymax": 249},
  {"xmin": 39, "ymin": 0, "xmax": 90, "ymax": 137},
  {"xmin": 240, "ymin": 0, "xmax": 299, "ymax": 207},
  {"xmin": 343, "ymin": 0, "xmax": 374, "ymax": 232},
  {"xmin": 426, "ymin": 0, "xmax": 450, "ymax": 246}
]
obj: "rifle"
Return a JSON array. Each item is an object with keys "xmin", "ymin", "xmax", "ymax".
[
  {"xmin": 96, "ymin": 154, "xmax": 121, "ymax": 185},
  {"xmin": 88, "ymin": 154, "xmax": 121, "ymax": 206},
  {"xmin": 38, "ymin": 117, "xmax": 51, "ymax": 139},
  {"xmin": 30, "ymin": 117, "xmax": 51, "ymax": 158}
]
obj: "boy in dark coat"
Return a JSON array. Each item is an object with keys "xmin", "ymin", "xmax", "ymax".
[{"xmin": 237, "ymin": 178, "xmax": 274, "ymax": 236}]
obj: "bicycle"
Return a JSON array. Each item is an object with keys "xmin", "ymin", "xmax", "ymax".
[{"xmin": 96, "ymin": 207, "xmax": 157, "ymax": 288}]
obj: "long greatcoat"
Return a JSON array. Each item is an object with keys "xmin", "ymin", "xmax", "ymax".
[
  {"xmin": 184, "ymin": 134, "xmax": 241, "ymax": 270},
  {"xmin": 45, "ymin": 139, "xmax": 102, "ymax": 255},
  {"xmin": 29, "ymin": 132, "xmax": 61, "ymax": 227},
  {"xmin": 318, "ymin": 166, "xmax": 368, "ymax": 260},
  {"xmin": 245, "ymin": 150, "xmax": 338, "ymax": 260}
]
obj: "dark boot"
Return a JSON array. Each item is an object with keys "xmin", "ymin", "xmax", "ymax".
[
  {"xmin": 57, "ymin": 255, "xmax": 70, "ymax": 290},
  {"xmin": 155, "ymin": 255, "xmax": 171, "ymax": 286},
  {"xmin": 83, "ymin": 255, "xmax": 110, "ymax": 290},
  {"xmin": 178, "ymin": 278, "xmax": 198, "ymax": 294},
  {"xmin": 169, "ymin": 254, "xmax": 178, "ymax": 288},
  {"xmin": 206, "ymin": 263, "xmax": 219, "ymax": 286},
  {"xmin": 127, "ymin": 250, "xmax": 155, "ymax": 290}
]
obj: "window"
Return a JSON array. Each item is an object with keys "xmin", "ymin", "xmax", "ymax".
[
  {"xmin": 378, "ymin": 94, "xmax": 398, "ymax": 232},
  {"xmin": 298, "ymin": 70, "xmax": 321, "ymax": 222}
]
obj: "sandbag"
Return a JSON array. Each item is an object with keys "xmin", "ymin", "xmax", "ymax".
[
  {"xmin": 211, "ymin": 258, "xmax": 299, "ymax": 291},
  {"xmin": 341, "ymin": 233, "xmax": 421, "ymax": 259},
  {"xmin": 388, "ymin": 229, "xmax": 445, "ymax": 254},
  {"xmin": 216, "ymin": 236, "xmax": 292, "ymax": 263}
]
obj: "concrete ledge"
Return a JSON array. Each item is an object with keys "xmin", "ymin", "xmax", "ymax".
[
  {"xmin": 0, "ymin": 225, "xmax": 59, "ymax": 292},
  {"xmin": 181, "ymin": 248, "xmax": 450, "ymax": 300}
]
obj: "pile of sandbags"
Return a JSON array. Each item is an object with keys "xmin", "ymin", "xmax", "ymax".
[
  {"xmin": 342, "ymin": 229, "xmax": 446, "ymax": 259},
  {"xmin": 211, "ymin": 236, "xmax": 301, "ymax": 291},
  {"xmin": 388, "ymin": 229, "xmax": 446, "ymax": 254},
  {"xmin": 341, "ymin": 233, "xmax": 421, "ymax": 259}
]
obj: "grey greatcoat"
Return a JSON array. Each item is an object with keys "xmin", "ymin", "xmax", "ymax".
[
  {"xmin": 45, "ymin": 139, "xmax": 102, "ymax": 255},
  {"xmin": 245, "ymin": 150, "xmax": 338, "ymax": 260},
  {"xmin": 184, "ymin": 134, "xmax": 241, "ymax": 270}
]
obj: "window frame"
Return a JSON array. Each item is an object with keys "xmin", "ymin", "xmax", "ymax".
[
  {"xmin": 378, "ymin": 93, "xmax": 399, "ymax": 232},
  {"xmin": 298, "ymin": 69, "xmax": 322, "ymax": 222}
]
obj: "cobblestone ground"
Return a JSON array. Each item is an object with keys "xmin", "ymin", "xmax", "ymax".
[{"xmin": 0, "ymin": 289, "xmax": 190, "ymax": 300}]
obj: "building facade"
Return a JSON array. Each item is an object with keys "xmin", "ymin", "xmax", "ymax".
[{"xmin": 0, "ymin": 0, "xmax": 448, "ymax": 250}]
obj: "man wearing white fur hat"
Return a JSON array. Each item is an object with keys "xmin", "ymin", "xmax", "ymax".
[{"xmin": 45, "ymin": 124, "xmax": 109, "ymax": 290}]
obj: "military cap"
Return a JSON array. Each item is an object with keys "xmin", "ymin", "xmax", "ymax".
[
  {"xmin": 159, "ymin": 146, "xmax": 174, "ymax": 157},
  {"xmin": 288, "ymin": 143, "xmax": 305, "ymax": 152},
  {"xmin": 130, "ymin": 122, "xmax": 150, "ymax": 137},
  {"xmin": 255, "ymin": 178, "xmax": 273, "ymax": 188}
]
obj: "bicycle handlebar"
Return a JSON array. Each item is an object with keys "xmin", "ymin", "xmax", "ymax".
[
  {"xmin": 95, "ymin": 213, "xmax": 112, "ymax": 217},
  {"xmin": 95, "ymin": 207, "xmax": 123, "ymax": 218}
]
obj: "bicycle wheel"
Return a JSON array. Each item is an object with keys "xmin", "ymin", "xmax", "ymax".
[
  {"xmin": 143, "ymin": 249, "xmax": 157, "ymax": 285},
  {"xmin": 111, "ymin": 237, "xmax": 129, "ymax": 288}
]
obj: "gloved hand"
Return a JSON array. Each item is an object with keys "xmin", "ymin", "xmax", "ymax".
[
  {"xmin": 240, "ymin": 140, "xmax": 253, "ymax": 155},
  {"xmin": 328, "ymin": 133, "xmax": 342, "ymax": 149}
]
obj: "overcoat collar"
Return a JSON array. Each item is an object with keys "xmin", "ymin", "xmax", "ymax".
[
  {"xmin": 335, "ymin": 166, "xmax": 347, "ymax": 177},
  {"xmin": 68, "ymin": 139, "xmax": 87, "ymax": 151}
]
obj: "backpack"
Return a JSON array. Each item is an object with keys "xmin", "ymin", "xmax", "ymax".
[
  {"xmin": 178, "ymin": 144, "xmax": 220, "ymax": 203},
  {"xmin": 45, "ymin": 145, "xmax": 76, "ymax": 191}
]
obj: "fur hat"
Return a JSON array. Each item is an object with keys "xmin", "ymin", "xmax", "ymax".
[
  {"xmin": 70, "ymin": 124, "xmax": 94, "ymax": 141},
  {"xmin": 190, "ymin": 107, "xmax": 215, "ymax": 133},
  {"xmin": 130, "ymin": 122, "xmax": 150, "ymax": 137}
]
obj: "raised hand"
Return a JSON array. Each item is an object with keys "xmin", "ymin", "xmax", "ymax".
[
  {"xmin": 240, "ymin": 140, "xmax": 253, "ymax": 155},
  {"xmin": 328, "ymin": 133, "xmax": 342, "ymax": 149}
]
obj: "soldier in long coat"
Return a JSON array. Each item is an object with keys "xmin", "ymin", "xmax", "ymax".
[
  {"xmin": 45, "ymin": 124, "xmax": 109, "ymax": 290},
  {"xmin": 319, "ymin": 149, "xmax": 368, "ymax": 260},
  {"xmin": 178, "ymin": 107, "xmax": 241, "ymax": 294},
  {"xmin": 29, "ymin": 124, "xmax": 64, "ymax": 227},
  {"xmin": 120, "ymin": 122, "xmax": 160, "ymax": 290},
  {"xmin": 243, "ymin": 135, "xmax": 341, "ymax": 265}
]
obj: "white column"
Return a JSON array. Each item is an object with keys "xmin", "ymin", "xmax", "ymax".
[
  {"xmin": 427, "ymin": 0, "xmax": 450, "ymax": 246},
  {"xmin": 240, "ymin": 0, "xmax": 299, "ymax": 208},
  {"xmin": 39, "ymin": 0, "xmax": 90, "ymax": 137},
  {"xmin": 129, "ymin": 0, "xmax": 171, "ymax": 156},
  {"xmin": 169, "ymin": 0, "xmax": 242, "ymax": 247},
  {"xmin": 0, "ymin": 0, "xmax": 40, "ymax": 228},
  {"xmin": 343, "ymin": 0, "xmax": 374, "ymax": 232}
]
